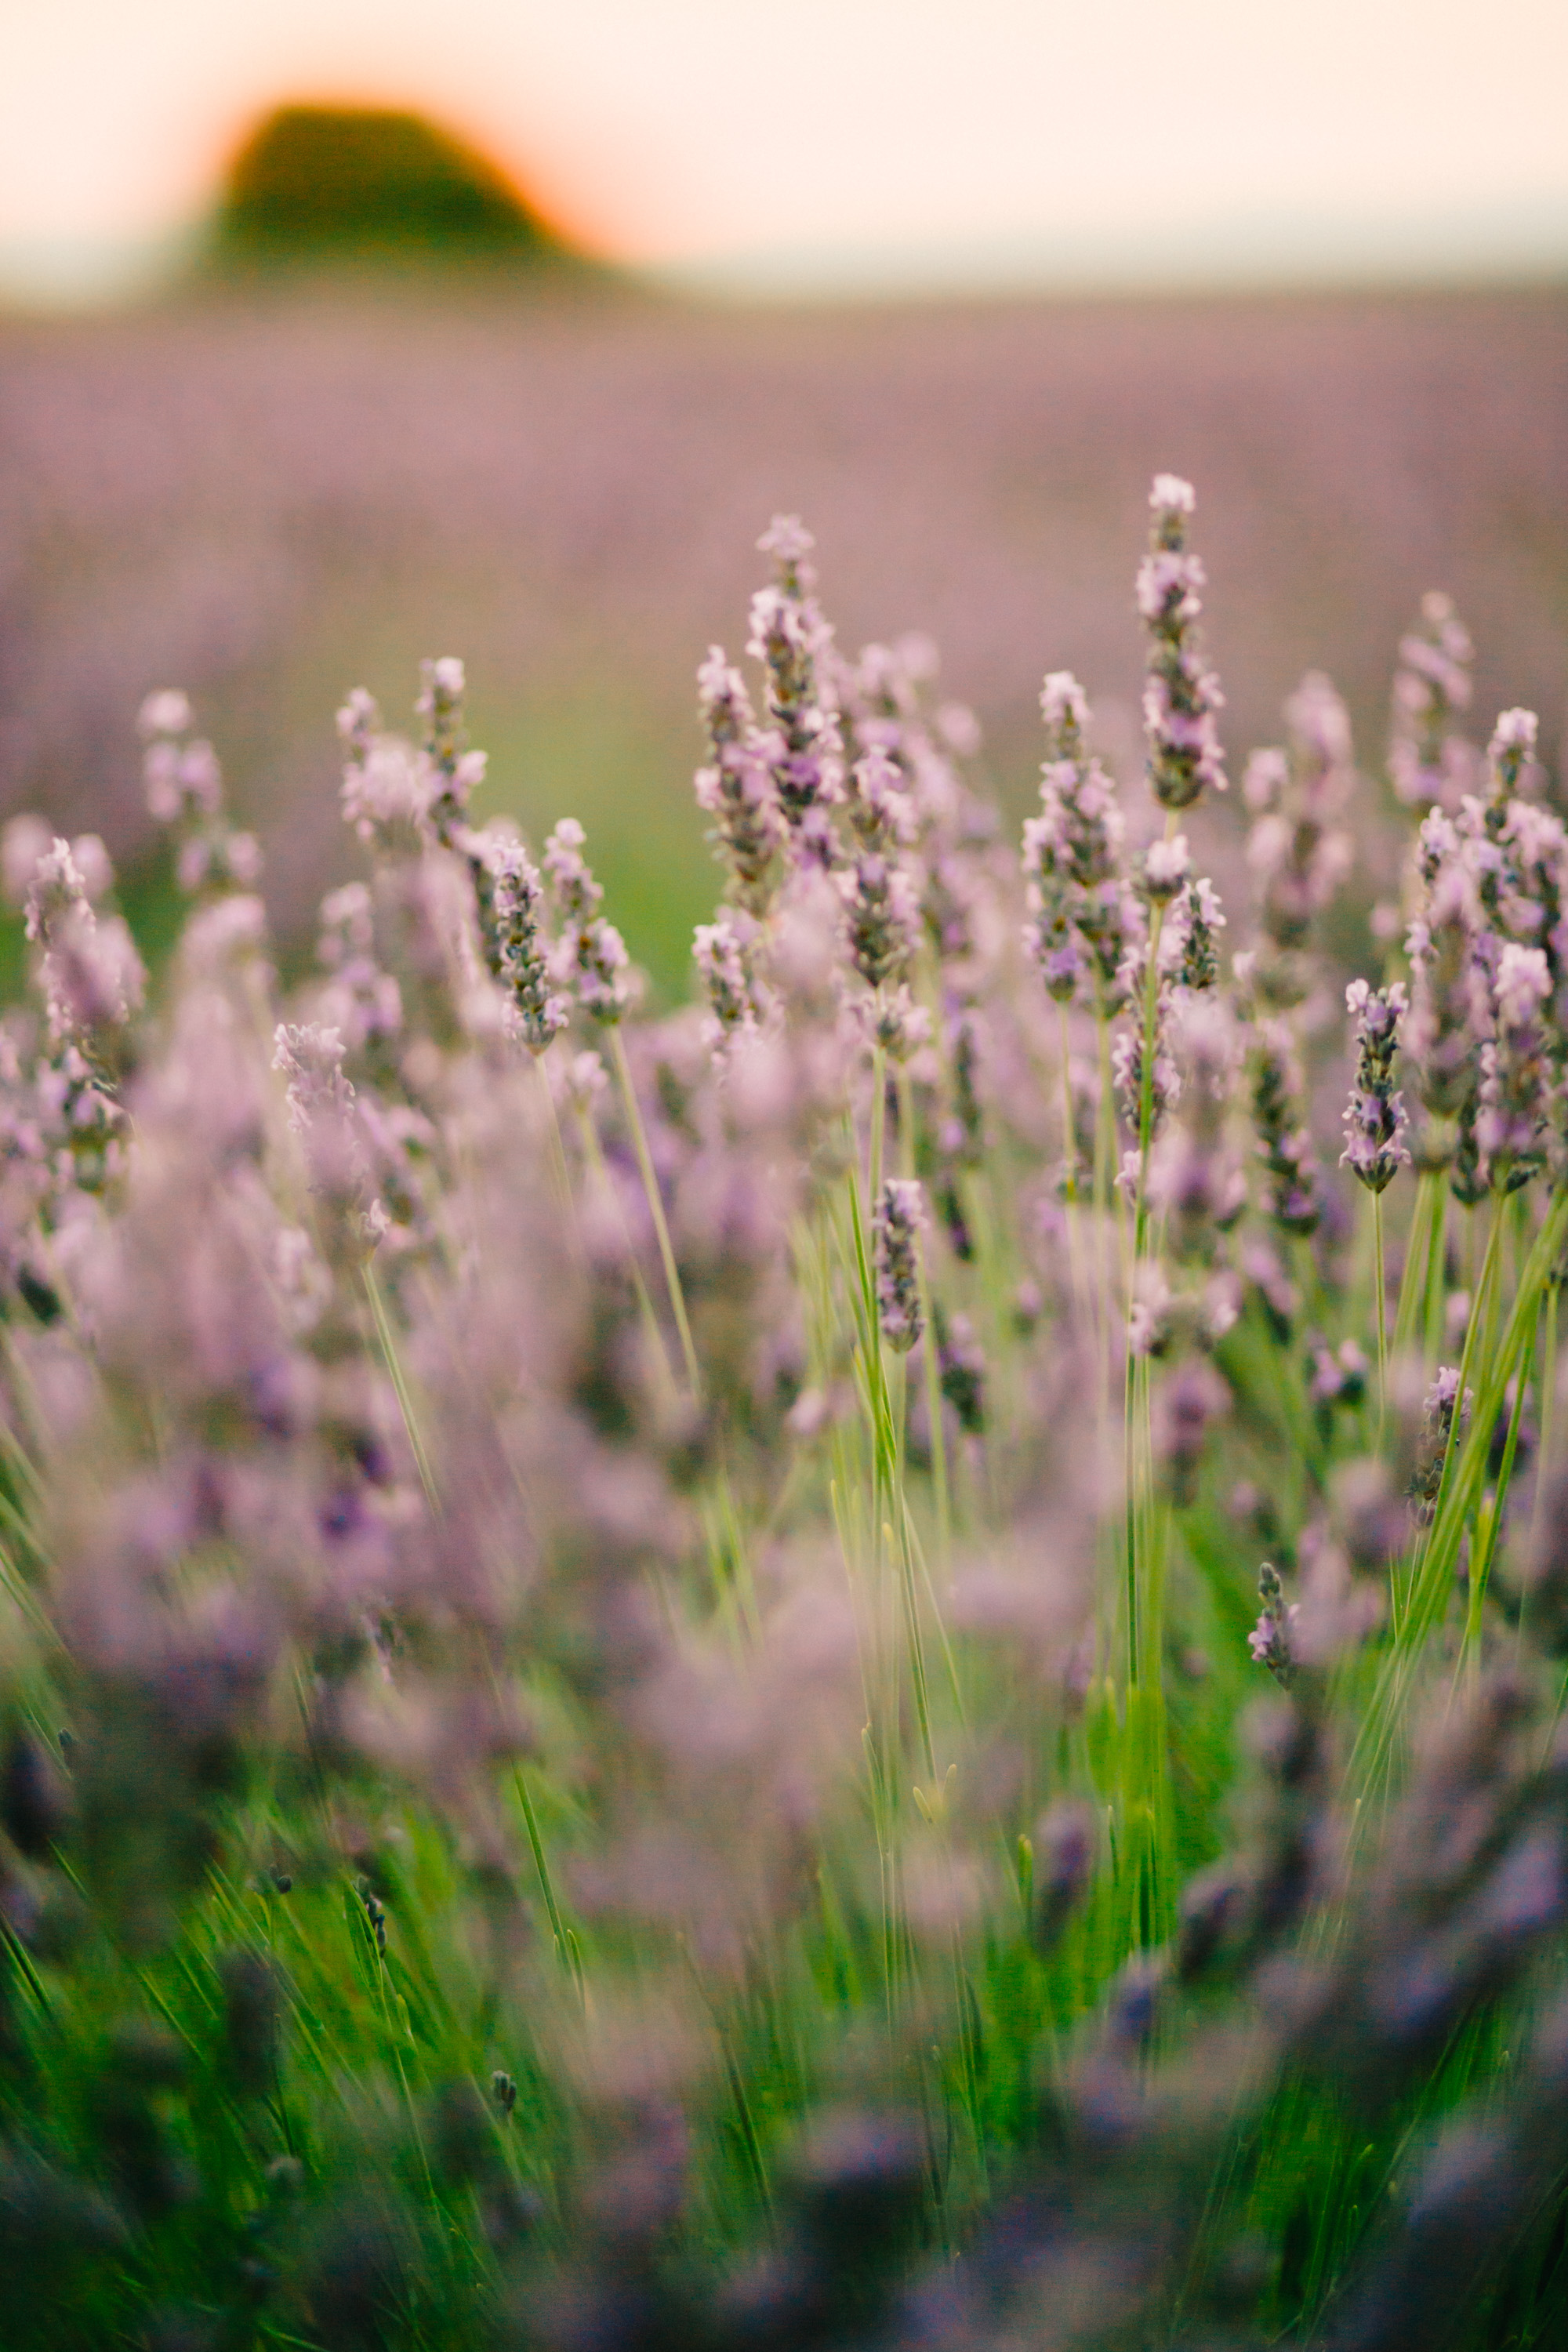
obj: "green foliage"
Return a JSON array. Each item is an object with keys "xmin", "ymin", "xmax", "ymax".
[{"xmin": 210, "ymin": 106, "xmax": 580, "ymax": 270}]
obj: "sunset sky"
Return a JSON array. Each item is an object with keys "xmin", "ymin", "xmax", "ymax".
[{"xmin": 3, "ymin": 0, "xmax": 1567, "ymax": 301}]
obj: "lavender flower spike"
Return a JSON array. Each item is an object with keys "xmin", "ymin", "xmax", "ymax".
[
  {"xmin": 1389, "ymin": 591, "xmax": 1475, "ymax": 810},
  {"xmin": 417, "ymin": 655, "xmax": 488, "ymax": 849},
  {"xmin": 1138, "ymin": 474, "xmax": 1227, "ymax": 811},
  {"xmin": 1248, "ymin": 1561, "xmax": 1298, "ymax": 1687},
  {"xmin": 748, "ymin": 514, "xmax": 844, "ymax": 866},
  {"xmin": 1341, "ymin": 978, "xmax": 1409, "ymax": 1195},
  {"xmin": 695, "ymin": 647, "xmax": 785, "ymax": 913},
  {"xmin": 488, "ymin": 839, "xmax": 568, "ymax": 1054},
  {"xmin": 1022, "ymin": 669, "xmax": 1130, "ymax": 1004},
  {"xmin": 25, "ymin": 835, "xmax": 146, "ymax": 1052},
  {"xmin": 543, "ymin": 818, "xmax": 636, "ymax": 1025},
  {"xmin": 873, "ymin": 1177, "xmax": 926, "ymax": 1353},
  {"xmin": 693, "ymin": 907, "xmax": 769, "ymax": 1057},
  {"xmin": 1409, "ymin": 1364, "xmax": 1475, "ymax": 1514}
]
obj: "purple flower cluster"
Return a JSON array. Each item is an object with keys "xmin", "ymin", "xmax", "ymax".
[
  {"xmin": 746, "ymin": 516, "xmax": 844, "ymax": 868},
  {"xmin": 1022, "ymin": 670, "xmax": 1131, "ymax": 1005},
  {"xmin": 1248, "ymin": 1559, "xmax": 1298, "ymax": 1686},
  {"xmin": 873, "ymin": 1176, "xmax": 927, "ymax": 1353},
  {"xmin": 1138, "ymin": 474, "xmax": 1227, "ymax": 811},
  {"xmin": 1403, "ymin": 701, "xmax": 1563, "ymax": 1191},
  {"xmin": 1341, "ymin": 978, "xmax": 1410, "ymax": 1195},
  {"xmin": 1389, "ymin": 590, "xmax": 1478, "ymax": 811}
]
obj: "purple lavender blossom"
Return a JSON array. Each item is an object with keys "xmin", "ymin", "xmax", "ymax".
[
  {"xmin": 693, "ymin": 907, "xmax": 769, "ymax": 1058},
  {"xmin": 1138, "ymin": 475, "xmax": 1227, "ymax": 811},
  {"xmin": 1341, "ymin": 978, "xmax": 1409, "ymax": 1195},
  {"xmin": 748, "ymin": 514, "xmax": 844, "ymax": 866},
  {"xmin": 544, "ymin": 819, "xmax": 637, "ymax": 1025},
  {"xmin": 416, "ymin": 655, "xmax": 488, "ymax": 849},
  {"xmin": 1168, "ymin": 875, "xmax": 1225, "ymax": 992},
  {"xmin": 140, "ymin": 688, "xmax": 263, "ymax": 898},
  {"xmin": 1409, "ymin": 1364, "xmax": 1474, "ymax": 1515},
  {"xmin": 873, "ymin": 1177, "xmax": 926, "ymax": 1353},
  {"xmin": 487, "ymin": 839, "xmax": 569, "ymax": 1054},
  {"xmin": 1388, "ymin": 591, "xmax": 1477, "ymax": 810},
  {"xmin": 24, "ymin": 836, "xmax": 145, "ymax": 1057},
  {"xmin": 1476, "ymin": 941, "xmax": 1552, "ymax": 1187},
  {"xmin": 1022, "ymin": 670, "xmax": 1131, "ymax": 1004},
  {"xmin": 1248, "ymin": 1561, "xmax": 1298, "ymax": 1687},
  {"xmin": 1245, "ymin": 1019, "xmax": 1323, "ymax": 1236},
  {"xmin": 838, "ymin": 850, "xmax": 920, "ymax": 994},
  {"xmin": 694, "ymin": 647, "xmax": 786, "ymax": 914},
  {"xmin": 1241, "ymin": 674, "xmax": 1355, "ymax": 988}
]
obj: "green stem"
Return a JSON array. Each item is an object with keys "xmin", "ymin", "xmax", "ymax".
[
  {"xmin": 364, "ymin": 1262, "xmax": 439, "ymax": 1509},
  {"xmin": 1524, "ymin": 1283, "xmax": 1560, "ymax": 1617},
  {"xmin": 513, "ymin": 1765, "xmax": 584, "ymax": 1998},
  {"xmin": 1424, "ymin": 1181, "xmax": 1451, "ymax": 1367},
  {"xmin": 1123, "ymin": 900, "xmax": 1166, "ymax": 1693},
  {"xmin": 1461, "ymin": 1296, "xmax": 1537, "ymax": 1671},
  {"xmin": 897, "ymin": 1065, "xmax": 951, "ymax": 1550},
  {"xmin": 1352, "ymin": 1183, "xmax": 1568, "ymax": 1803},
  {"xmin": 609, "ymin": 1025, "xmax": 702, "ymax": 1397},
  {"xmin": 575, "ymin": 1102, "xmax": 677, "ymax": 1395},
  {"xmin": 1372, "ymin": 1189, "xmax": 1390, "ymax": 1439},
  {"xmin": 1058, "ymin": 1003, "xmax": 1080, "ymax": 1205},
  {"xmin": 1392, "ymin": 1169, "xmax": 1438, "ymax": 1361}
]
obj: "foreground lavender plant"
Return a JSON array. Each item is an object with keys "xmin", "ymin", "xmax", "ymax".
[{"xmin": 0, "ymin": 481, "xmax": 1566, "ymax": 2352}]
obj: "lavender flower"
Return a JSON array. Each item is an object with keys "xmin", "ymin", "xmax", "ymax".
[
  {"xmin": 1148, "ymin": 995, "xmax": 1244, "ymax": 1258},
  {"xmin": 140, "ymin": 688, "xmax": 263, "ymax": 897},
  {"xmin": 844, "ymin": 743, "xmax": 918, "ymax": 854},
  {"xmin": 1245, "ymin": 1022, "xmax": 1323, "ymax": 1234},
  {"xmin": 1409, "ymin": 1365, "xmax": 1474, "ymax": 1515},
  {"xmin": 1240, "ymin": 671, "xmax": 1355, "ymax": 997},
  {"xmin": 315, "ymin": 882, "xmax": 403, "ymax": 1055},
  {"xmin": 748, "ymin": 514, "xmax": 844, "ymax": 866},
  {"xmin": 416, "ymin": 655, "xmax": 488, "ymax": 849},
  {"xmin": 693, "ymin": 909, "xmax": 769, "ymax": 1057},
  {"xmin": 694, "ymin": 648, "xmax": 786, "ymax": 913},
  {"xmin": 339, "ymin": 721, "xmax": 430, "ymax": 851},
  {"xmin": 935, "ymin": 1307, "xmax": 986, "ymax": 1434},
  {"xmin": 873, "ymin": 1177, "xmax": 925, "ymax": 1353},
  {"xmin": 1488, "ymin": 706, "xmax": 1540, "ymax": 802},
  {"xmin": 1138, "ymin": 475, "xmax": 1226, "ymax": 811},
  {"xmin": 1476, "ymin": 941, "xmax": 1552, "ymax": 1188},
  {"xmin": 273, "ymin": 1020, "xmax": 392, "ymax": 1255},
  {"xmin": 863, "ymin": 982, "xmax": 933, "ymax": 1062},
  {"xmin": 1156, "ymin": 1356, "xmax": 1231, "ymax": 1504},
  {"xmin": 543, "ymin": 819, "xmax": 637, "ymax": 1025},
  {"xmin": 1112, "ymin": 989, "xmax": 1181, "ymax": 1136},
  {"xmin": 838, "ymin": 851, "xmax": 920, "ymax": 993},
  {"xmin": 1404, "ymin": 808, "xmax": 1487, "ymax": 1158},
  {"xmin": 488, "ymin": 840, "xmax": 569, "ymax": 1054},
  {"xmin": 1168, "ymin": 875, "xmax": 1225, "ymax": 992},
  {"xmin": 1248, "ymin": 1561, "xmax": 1298, "ymax": 1686},
  {"xmin": 24, "ymin": 836, "xmax": 145, "ymax": 1058},
  {"xmin": 1341, "ymin": 978, "xmax": 1409, "ymax": 1195},
  {"xmin": 1308, "ymin": 1338, "xmax": 1369, "ymax": 1411},
  {"xmin": 1389, "ymin": 591, "xmax": 1476, "ymax": 810},
  {"xmin": 274, "ymin": 1018, "xmax": 354, "ymax": 1137},
  {"xmin": 1140, "ymin": 832, "xmax": 1191, "ymax": 904},
  {"xmin": 1022, "ymin": 671, "xmax": 1130, "ymax": 1003},
  {"xmin": 942, "ymin": 1011, "xmax": 985, "ymax": 1168}
]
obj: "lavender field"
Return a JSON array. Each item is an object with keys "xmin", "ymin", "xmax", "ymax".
[
  {"xmin": 2, "ymin": 281, "xmax": 1566, "ymax": 987},
  {"xmin": 5, "ymin": 281, "xmax": 1568, "ymax": 2349}
]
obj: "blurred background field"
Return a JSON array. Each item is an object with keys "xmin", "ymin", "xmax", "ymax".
[{"xmin": 2, "ymin": 272, "xmax": 1565, "ymax": 999}]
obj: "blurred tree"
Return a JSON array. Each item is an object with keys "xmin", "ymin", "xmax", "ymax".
[{"xmin": 211, "ymin": 103, "xmax": 583, "ymax": 267}]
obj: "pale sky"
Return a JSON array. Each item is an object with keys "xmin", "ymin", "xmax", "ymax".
[{"xmin": 3, "ymin": 0, "xmax": 1567, "ymax": 300}]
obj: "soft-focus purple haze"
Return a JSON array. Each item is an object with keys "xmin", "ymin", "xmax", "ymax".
[{"xmin": 2, "ymin": 282, "xmax": 1565, "ymax": 981}]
